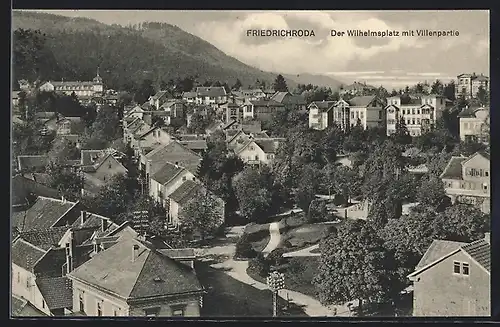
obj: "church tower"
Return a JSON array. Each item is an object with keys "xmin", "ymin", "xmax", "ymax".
[{"xmin": 92, "ymin": 67, "xmax": 104, "ymax": 93}]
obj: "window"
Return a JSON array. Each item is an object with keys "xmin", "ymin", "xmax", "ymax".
[
  {"xmin": 483, "ymin": 183, "xmax": 488, "ymax": 190},
  {"xmin": 453, "ymin": 261, "xmax": 461, "ymax": 274},
  {"xmin": 249, "ymin": 146, "xmax": 254, "ymax": 151},
  {"xmin": 412, "ymin": 109, "xmax": 415, "ymax": 115},
  {"xmin": 246, "ymin": 106, "xmax": 252, "ymax": 113},
  {"xmin": 378, "ymin": 111, "xmax": 382, "ymax": 119},
  {"xmin": 255, "ymin": 155, "xmax": 259, "ymax": 160},
  {"xmin": 182, "ymin": 176, "xmax": 187, "ymax": 181},
  {"xmin": 417, "ymin": 109, "xmax": 420, "ymax": 115},
  {"xmin": 144, "ymin": 307, "xmax": 160, "ymax": 317},
  {"xmin": 412, "ymin": 119, "xmax": 415, "ymax": 125},
  {"xmin": 79, "ymin": 291, "xmax": 85, "ymax": 312},
  {"xmin": 17, "ymin": 272, "xmax": 20, "ymax": 283},
  {"xmin": 171, "ymin": 305, "xmax": 186, "ymax": 317},
  {"xmin": 97, "ymin": 300, "xmax": 103, "ymax": 316},
  {"xmin": 485, "ymin": 171, "xmax": 489, "ymax": 177},
  {"xmin": 108, "ymin": 163, "xmax": 112, "ymax": 169},
  {"xmin": 462, "ymin": 263, "xmax": 470, "ymax": 275},
  {"xmin": 417, "ymin": 118, "xmax": 421, "ymax": 124},
  {"xmin": 42, "ymin": 300, "xmax": 45, "ymax": 309},
  {"xmin": 26, "ymin": 277, "xmax": 30, "ymax": 288}
]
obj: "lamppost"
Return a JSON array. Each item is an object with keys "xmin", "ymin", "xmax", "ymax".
[{"xmin": 266, "ymin": 271, "xmax": 285, "ymax": 317}]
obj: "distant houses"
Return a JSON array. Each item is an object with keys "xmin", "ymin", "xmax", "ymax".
[{"xmin": 455, "ymin": 73, "xmax": 489, "ymax": 100}]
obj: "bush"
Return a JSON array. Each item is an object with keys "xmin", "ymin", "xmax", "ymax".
[
  {"xmin": 234, "ymin": 234, "xmax": 257, "ymax": 259},
  {"xmin": 248, "ymin": 253, "xmax": 270, "ymax": 277},
  {"xmin": 267, "ymin": 248, "xmax": 286, "ymax": 267},
  {"xmin": 281, "ymin": 240, "xmax": 293, "ymax": 249},
  {"xmin": 308, "ymin": 200, "xmax": 328, "ymax": 223}
]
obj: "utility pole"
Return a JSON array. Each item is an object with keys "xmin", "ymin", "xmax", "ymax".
[{"xmin": 267, "ymin": 271, "xmax": 285, "ymax": 317}]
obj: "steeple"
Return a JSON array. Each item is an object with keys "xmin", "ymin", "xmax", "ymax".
[{"xmin": 93, "ymin": 66, "xmax": 103, "ymax": 84}]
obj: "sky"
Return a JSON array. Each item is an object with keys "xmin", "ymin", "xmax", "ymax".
[{"xmin": 28, "ymin": 10, "xmax": 489, "ymax": 89}]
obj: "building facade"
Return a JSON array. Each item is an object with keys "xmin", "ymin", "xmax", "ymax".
[
  {"xmin": 455, "ymin": 73, "xmax": 489, "ymax": 100},
  {"xmin": 440, "ymin": 151, "xmax": 490, "ymax": 213},
  {"xmin": 39, "ymin": 70, "xmax": 104, "ymax": 101},
  {"xmin": 458, "ymin": 106, "xmax": 489, "ymax": 143},
  {"xmin": 308, "ymin": 101, "xmax": 335, "ymax": 130}
]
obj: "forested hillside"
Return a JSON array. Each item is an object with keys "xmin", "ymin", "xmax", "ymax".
[{"xmin": 12, "ymin": 11, "xmax": 302, "ymax": 91}]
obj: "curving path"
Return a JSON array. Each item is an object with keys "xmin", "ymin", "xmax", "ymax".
[
  {"xmin": 283, "ymin": 244, "xmax": 320, "ymax": 257},
  {"xmin": 262, "ymin": 222, "xmax": 281, "ymax": 257}
]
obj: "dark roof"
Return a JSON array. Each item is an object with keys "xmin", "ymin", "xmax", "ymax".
[
  {"xmin": 309, "ymin": 101, "xmax": 336, "ymax": 111},
  {"xmin": 254, "ymin": 139, "xmax": 279, "ymax": 154},
  {"xmin": 182, "ymin": 91, "xmax": 197, "ymax": 98},
  {"xmin": 17, "ymin": 155, "xmax": 49, "ymax": 171},
  {"xmin": 35, "ymin": 277, "xmax": 73, "ymax": 309},
  {"xmin": 151, "ymin": 162, "xmax": 184, "ymax": 184},
  {"xmin": 18, "ymin": 227, "xmax": 69, "ymax": 251},
  {"xmin": 169, "ymin": 180, "xmax": 202, "ymax": 205},
  {"xmin": 175, "ymin": 134, "xmax": 206, "ymax": 141},
  {"xmin": 270, "ymin": 92, "xmax": 306, "ymax": 104},
  {"xmin": 80, "ymin": 149, "xmax": 105, "ymax": 166},
  {"xmin": 461, "ymin": 239, "xmax": 490, "ymax": 272},
  {"xmin": 250, "ymin": 99, "xmax": 285, "ymax": 107},
  {"xmin": 251, "ymin": 132, "xmax": 270, "ymax": 139},
  {"xmin": 457, "ymin": 106, "xmax": 488, "ymax": 118},
  {"xmin": 347, "ymin": 95, "xmax": 378, "ymax": 107},
  {"xmin": 11, "ymin": 238, "xmax": 47, "ymax": 271},
  {"xmin": 179, "ymin": 140, "xmax": 208, "ymax": 151},
  {"xmin": 440, "ymin": 156, "xmax": 467, "ymax": 180},
  {"xmin": 473, "ymin": 151, "xmax": 490, "ymax": 161},
  {"xmin": 157, "ymin": 248, "xmax": 196, "ymax": 259},
  {"xmin": 12, "ymin": 175, "xmax": 60, "ymax": 206},
  {"xmin": 12, "ymin": 196, "xmax": 77, "ymax": 232},
  {"xmin": 415, "ymin": 240, "xmax": 466, "ymax": 270},
  {"xmin": 151, "ymin": 90, "xmax": 171, "ymax": 101},
  {"xmin": 195, "ymin": 87, "xmax": 226, "ymax": 97},
  {"xmin": 68, "ymin": 238, "xmax": 203, "ymax": 299}
]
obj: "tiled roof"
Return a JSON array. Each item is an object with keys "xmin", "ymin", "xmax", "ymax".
[
  {"xmin": 250, "ymin": 99, "xmax": 285, "ymax": 107},
  {"xmin": 12, "ymin": 175, "xmax": 59, "ymax": 206},
  {"xmin": 151, "ymin": 90, "xmax": 171, "ymax": 101},
  {"xmin": 182, "ymin": 91, "xmax": 197, "ymax": 98},
  {"xmin": 17, "ymin": 155, "xmax": 49, "ymax": 171},
  {"xmin": 11, "ymin": 295, "xmax": 47, "ymax": 316},
  {"xmin": 179, "ymin": 140, "xmax": 208, "ymax": 151},
  {"xmin": 254, "ymin": 139, "xmax": 279, "ymax": 154},
  {"xmin": 241, "ymin": 121, "xmax": 262, "ymax": 133},
  {"xmin": 416, "ymin": 240, "xmax": 466, "ymax": 270},
  {"xmin": 18, "ymin": 227, "xmax": 68, "ymax": 251},
  {"xmin": 68, "ymin": 238, "xmax": 203, "ymax": 299},
  {"xmin": 473, "ymin": 75, "xmax": 489, "ymax": 81},
  {"xmin": 195, "ymin": 86, "xmax": 226, "ymax": 97},
  {"xmin": 146, "ymin": 141, "xmax": 201, "ymax": 175},
  {"xmin": 175, "ymin": 134, "xmax": 206, "ymax": 141},
  {"xmin": 169, "ymin": 180, "xmax": 202, "ymax": 205},
  {"xmin": 35, "ymin": 277, "xmax": 73, "ymax": 310},
  {"xmin": 157, "ymin": 248, "xmax": 196, "ymax": 259},
  {"xmin": 473, "ymin": 150, "xmax": 490, "ymax": 161},
  {"xmin": 151, "ymin": 162, "xmax": 184, "ymax": 184},
  {"xmin": 347, "ymin": 95, "xmax": 378, "ymax": 107},
  {"xmin": 12, "ymin": 196, "xmax": 77, "ymax": 232},
  {"xmin": 309, "ymin": 101, "xmax": 336, "ymax": 111},
  {"xmin": 270, "ymin": 92, "xmax": 290, "ymax": 103},
  {"xmin": 80, "ymin": 149, "xmax": 106, "ymax": 166},
  {"xmin": 11, "ymin": 238, "xmax": 47, "ymax": 271},
  {"xmin": 251, "ymin": 132, "xmax": 270, "ymax": 139},
  {"xmin": 440, "ymin": 156, "xmax": 466, "ymax": 180},
  {"xmin": 461, "ymin": 239, "xmax": 490, "ymax": 272}
]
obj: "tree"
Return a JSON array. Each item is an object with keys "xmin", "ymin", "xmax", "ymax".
[
  {"xmin": 188, "ymin": 112, "xmax": 208, "ymax": 134},
  {"xmin": 179, "ymin": 188, "xmax": 223, "ymax": 241},
  {"xmin": 295, "ymin": 164, "xmax": 322, "ymax": 214},
  {"xmin": 134, "ymin": 79, "xmax": 155, "ymax": 104},
  {"xmin": 416, "ymin": 175, "xmax": 451, "ymax": 211},
  {"xmin": 435, "ymin": 204, "xmax": 489, "ymax": 242},
  {"xmin": 308, "ymin": 200, "xmax": 329, "ymax": 223},
  {"xmin": 233, "ymin": 167, "xmax": 274, "ymax": 223},
  {"xmin": 443, "ymin": 81, "xmax": 456, "ymax": 102},
  {"xmin": 320, "ymin": 124, "xmax": 344, "ymax": 163},
  {"xmin": 232, "ymin": 79, "xmax": 242, "ymax": 90},
  {"xmin": 325, "ymin": 165, "xmax": 362, "ymax": 207},
  {"xmin": 88, "ymin": 104, "xmax": 120, "ymax": 143},
  {"xmin": 47, "ymin": 137, "xmax": 80, "ymax": 164},
  {"xmin": 45, "ymin": 162, "xmax": 84, "ymax": 201},
  {"xmin": 314, "ymin": 220, "xmax": 400, "ymax": 309},
  {"xmin": 391, "ymin": 116, "xmax": 412, "ymax": 146},
  {"xmin": 477, "ymin": 85, "xmax": 488, "ymax": 105},
  {"xmin": 430, "ymin": 79, "xmax": 444, "ymax": 95},
  {"xmin": 273, "ymin": 74, "xmax": 288, "ymax": 92},
  {"xmin": 234, "ymin": 234, "xmax": 257, "ymax": 259}
]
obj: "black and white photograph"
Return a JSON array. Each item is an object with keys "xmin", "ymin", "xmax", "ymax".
[{"xmin": 10, "ymin": 9, "xmax": 491, "ymax": 318}]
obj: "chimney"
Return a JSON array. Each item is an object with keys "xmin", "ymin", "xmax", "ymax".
[
  {"xmin": 484, "ymin": 232, "xmax": 490, "ymax": 244},
  {"xmin": 80, "ymin": 211, "xmax": 87, "ymax": 226},
  {"xmin": 101, "ymin": 219, "xmax": 108, "ymax": 232},
  {"xmin": 132, "ymin": 244, "xmax": 140, "ymax": 262}
]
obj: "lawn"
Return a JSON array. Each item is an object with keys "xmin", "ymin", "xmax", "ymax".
[
  {"xmin": 246, "ymin": 256, "xmax": 321, "ymax": 301},
  {"xmin": 243, "ymin": 222, "xmax": 271, "ymax": 252},
  {"xmin": 251, "ymin": 235, "xmax": 271, "ymax": 252},
  {"xmin": 280, "ymin": 223, "xmax": 332, "ymax": 251}
]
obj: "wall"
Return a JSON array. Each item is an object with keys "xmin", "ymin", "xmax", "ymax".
[
  {"xmin": 412, "ymin": 251, "xmax": 490, "ymax": 316},
  {"xmin": 128, "ymin": 295, "xmax": 201, "ymax": 317},
  {"xmin": 139, "ymin": 129, "xmax": 173, "ymax": 150},
  {"xmin": 169, "ymin": 199, "xmax": 180, "ymax": 224},
  {"xmin": 92, "ymin": 156, "xmax": 127, "ymax": 182},
  {"xmin": 12, "ymin": 264, "xmax": 52, "ymax": 316},
  {"xmin": 72, "ymin": 279, "xmax": 129, "ymax": 316},
  {"xmin": 238, "ymin": 143, "xmax": 268, "ymax": 165},
  {"xmin": 460, "ymin": 117, "xmax": 486, "ymax": 141}
]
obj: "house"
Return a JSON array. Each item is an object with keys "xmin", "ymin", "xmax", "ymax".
[
  {"xmin": 185, "ymin": 104, "xmax": 212, "ymax": 127},
  {"xmin": 168, "ymin": 180, "xmax": 225, "ymax": 228},
  {"xmin": 160, "ymin": 99, "xmax": 186, "ymax": 119},
  {"xmin": 39, "ymin": 70, "xmax": 104, "ymax": 100},
  {"xmin": 224, "ymin": 103, "xmax": 243, "ymax": 123},
  {"xmin": 11, "ymin": 196, "xmax": 82, "ymax": 233},
  {"xmin": 149, "ymin": 161, "xmax": 198, "ymax": 209},
  {"xmin": 17, "ymin": 155, "xmax": 49, "ymax": 173},
  {"xmin": 308, "ymin": 100, "xmax": 336, "ymax": 130},
  {"xmin": 149, "ymin": 90, "xmax": 173, "ymax": 110},
  {"xmin": 18, "ymin": 79, "xmax": 31, "ymax": 91},
  {"xmin": 182, "ymin": 91, "xmax": 198, "ymax": 104},
  {"xmin": 128, "ymin": 121, "xmax": 153, "ymax": 152},
  {"xmin": 44, "ymin": 114, "xmax": 86, "ymax": 136},
  {"xmin": 458, "ymin": 106, "xmax": 489, "ymax": 143},
  {"xmin": 440, "ymin": 151, "xmax": 490, "ymax": 213},
  {"xmin": 235, "ymin": 139, "xmax": 283, "ymax": 166},
  {"xmin": 124, "ymin": 106, "xmax": 145, "ymax": 121},
  {"xmin": 407, "ymin": 233, "xmax": 490, "ymax": 316},
  {"xmin": 205, "ymin": 120, "xmax": 225, "ymax": 135},
  {"xmin": 142, "ymin": 141, "xmax": 202, "ymax": 181},
  {"xmin": 175, "ymin": 139, "xmax": 208, "ymax": 155},
  {"xmin": 80, "ymin": 151, "xmax": 128, "ymax": 195},
  {"xmin": 343, "ymin": 95, "xmax": 385, "ymax": 130},
  {"xmin": 12, "ymin": 174, "xmax": 60, "ymax": 210},
  {"xmin": 270, "ymin": 91, "xmax": 307, "ymax": 112},
  {"xmin": 262, "ymin": 88, "xmax": 276, "ymax": 98},
  {"xmin": 236, "ymin": 89, "xmax": 266, "ymax": 100},
  {"xmin": 12, "ymin": 91, "xmax": 20, "ymax": 107},
  {"xmin": 67, "ymin": 237, "xmax": 205, "ymax": 316},
  {"xmin": 244, "ymin": 99, "xmax": 286, "ymax": 122},
  {"xmin": 339, "ymin": 81, "xmax": 377, "ymax": 96},
  {"xmin": 193, "ymin": 86, "xmax": 227, "ymax": 105},
  {"xmin": 385, "ymin": 95, "xmax": 451, "ymax": 136},
  {"xmin": 455, "ymin": 73, "xmax": 489, "ymax": 100},
  {"xmin": 134, "ymin": 126, "xmax": 175, "ymax": 155}
]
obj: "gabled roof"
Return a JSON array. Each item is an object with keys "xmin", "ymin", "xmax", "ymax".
[
  {"xmin": 195, "ymin": 86, "xmax": 226, "ymax": 97},
  {"xmin": 11, "ymin": 238, "xmax": 47, "ymax": 271},
  {"xmin": 17, "ymin": 155, "xmax": 49, "ymax": 171},
  {"xmin": 169, "ymin": 180, "xmax": 202, "ymax": 205},
  {"xmin": 182, "ymin": 91, "xmax": 197, "ymax": 98},
  {"xmin": 12, "ymin": 196, "xmax": 78, "ymax": 232},
  {"xmin": 11, "ymin": 295, "xmax": 47, "ymax": 316},
  {"xmin": 35, "ymin": 277, "xmax": 73, "ymax": 310},
  {"xmin": 458, "ymin": 106, "xmax": 488, "ymax": 118},
  {"xmin": 178, "ymin": 140, "xmax": 208, "ymax": 151},
  {"xmin": 150, "ymin": 90, "xmax": 172, "ymax": 101},
  {"xmin": 254, "ymin": 139, "xmax": 279, "ymax": 154},
  {"xmin": 461, "ymin": 239, "xmax": 490, "ymax": 272},
  {"xmin": 250, "ymin": 99, "xmax": 285, "ymax": 107},
  {"xmin": 439, "ymin": 156, "xmax": 467, "ymax": 180},
  {"xmin": 346, "ymin": 95, "xmax": 378, "ymax": 107},
  {"xmin": 12, "ymin": 174, "xmax": 60, "ymax": 206},
  {"xmin": 17, "ymin": 226, "xmax": 69, "ymax": 251},
  {"xmin": 251, "ymin": 131, "xmax": 270, "ymax": 139},
  {"xmin": 462, "ymin": 151, "xmax": 490, "ymax": 166},
  {"xmin": 415, "ymin": 240, "xmax": 466, "ymax": 271},
  {"xmin": 151, "ymin": 162, "xmax": 184, "ymax": 185},
  {"xmin": 309, "ymin": 101, "xmax": 336, "ymax": 111},
  {"xmin": 270, "ymin": 92, "xmax": 306, "ymax": 105},
  {"xmin": 145, "ymin": 141, "xmax": 201, "ymax": 175},
  {"xmin": 270, "ymin": 91, "xmax": 291, "ymax": 103},
  {"xmin": 68, "ymin": 238, "xmax": 203, "ymax": 300}
]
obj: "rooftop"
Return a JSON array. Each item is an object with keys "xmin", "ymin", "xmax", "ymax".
[
  {"xmin": 461, "ymin": 238, "xmax": 490, "ymax": 272},
  {"xmin": 17, "ymin": 155, "xmax": 49, "ymax": 172},
  {"xmin": 169, "ymin": 180, "xmax": 202, "ymax": 205},
  {"xmin": 440, "ymin": 156, "xmax": 467, "ymax": 180},
  {"xmin": 35, "ymin": 277, "xmax": 73, "ymax": 310},
  {"xmin": 146, "ymin": 141, "xmax": 201, "ymax": 175},
  {"xmin": 347, "ymin": 95, "xmax": 378, "ymax": 107},
  {"xmin": 68, "ymin": 238, "xmax": 203, "ymax": 300},
  {"xmin": 11, "ymin": 238, "xmax": 47, "ymax": 271},
  {"xmin": 151, "ymin": 161, "xmax": 184, "ymax": 185},
  {"xmin": 17, "ymin": 226, "xmax": 69, "ymax": 251}
]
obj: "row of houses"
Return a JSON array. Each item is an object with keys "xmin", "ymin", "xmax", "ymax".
[{"xmin": 11, "ymin": 196, "xmax": 205, "ymax": 317}]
